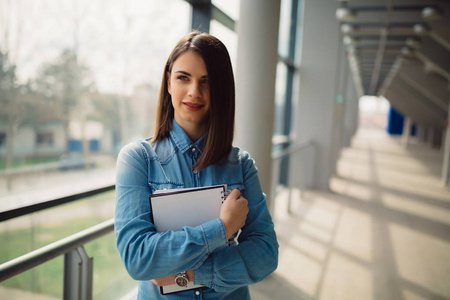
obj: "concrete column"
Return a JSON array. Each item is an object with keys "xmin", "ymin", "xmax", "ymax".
[
  {"xmin": 427, "ymin": 127, "xmax": 435, "ymax": 147},
  {"xmin": 350, "ymin": 76, "xmax": 360, "ymax": 139},
  {"xmin": 402, "ymin": 117, "xmax": 412, "ymax": 147},
  {"xmin": 417, "ymin": 125, "xmax": 427, "ymax": 143},
  {"xmin": 294, "ymin": 0, "xmax": 341, "ymax": 189},
  {"xmin": 330, "ymin": 35, "xmax": 348, "ymax": 175},
  {"xmin": 343, "ymin": 68, "xmax": 359, "ymax": 147},
  {"xmin": 443, "ymin": 110, "xmax": 450, "ymax": 186},
  {"xmin": 234, "ymin": 0, "xmax": 281, "ymax": 203},
  {"xmin": 431, "ymin": 128, "xmax": 443, "ymax": 149}
]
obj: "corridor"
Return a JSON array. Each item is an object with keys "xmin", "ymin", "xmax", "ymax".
[{"xmin": 250, "ymin": 127, "xmax": 450, "ymax": 300}]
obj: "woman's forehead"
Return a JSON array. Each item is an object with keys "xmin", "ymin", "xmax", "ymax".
[{"xmin": 172, "ymin": 52, "xmax": 207, "ymax": 73}]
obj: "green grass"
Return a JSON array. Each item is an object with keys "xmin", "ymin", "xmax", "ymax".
[
  {"xmin": 0, "ymin": 192, "xmax": 137, "ymax": 299},
  {"xmin": 0, "ymin": 157, "xmax": 59, "ymax": 170}
]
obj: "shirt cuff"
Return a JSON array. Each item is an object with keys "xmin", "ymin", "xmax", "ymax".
[
  {"xmin": 193, "ymin": 253, "xmax": 213, "ymax": 286},
  {"xmin": 201, "ymin": 218, "xmax": 227, "ymax": 253}
]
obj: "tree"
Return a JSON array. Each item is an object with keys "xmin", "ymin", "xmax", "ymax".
[
  {"xmin": 0, "ymin": 51, "xmax": 43, "ymax": 191},
  {"xmin": 0, "ymin": 51, "xmax": 19, "ymax": 172},
  {"xmin": 0, "ymin": 52, "xmax": 36, "ymax": 168},
  {"xmin": 34, "ymin": 49, "xmax": 96, "ymax": 154}
]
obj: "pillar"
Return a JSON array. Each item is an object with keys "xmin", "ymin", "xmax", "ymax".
[
  {"xmin": 293, "ymin": 0, "xmax": 341, "ymax": 189},
  {"xmin": 234, "ymin": 0, "xmax": 281, "ymax": 203},
  {"xmin": 442, "ymin": 101, "xmax": 450, "ymax": 186},
  {"xmin": 402, "ymin": 117, "xmax": 412, "ymax": 147},
  {"xmin": 343, "ymin": 68, "xmax": 359, "ymax": 147},
  {"xmin": 330, "ymin": 33, "xmax": 348, "ymax": 175},
  {"xmin": 417, "ymin": 125, "xmax": 427, "ymax": 143}
]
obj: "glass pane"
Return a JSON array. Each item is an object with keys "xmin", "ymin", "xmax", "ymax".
[
  {"xmin": 278, "ymin": 0, "xmax": 292, "ymax": 58},
  {"xmin": 0, "ymin": 191, "xmax": 115, "ymax": 263},
  {"xmin": 0, "ymin": 190, "xmax": 126, "ymax": 298},
  {"xmin": 295, "ymin": 0, "xmax": 304, "ymax": 65},
  {"xmin": 210, "ymin": 20, "xmax": 238, "ymax": 69},
  {"xmin": 273, "ymin": 62, "xmax": 288, "ymax": 137},
  {"xmin": 0, "ymin": 0, "xmax": 189, "ymax": 200},
  {"xmin": 0, "ymin": 256, "xmax": 64, "ymax": 299},
  {"xmin": 212, "ymin": 0, "xmax": 240, "ymax": 21},
  {"xmin": 87, "ymin": 234, "xmax": 138, "ymax": 300}
]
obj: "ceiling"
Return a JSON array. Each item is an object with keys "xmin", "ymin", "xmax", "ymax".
[{"xmin": 337, "ymin": 0, "xmax": 450, "ymax": 130}]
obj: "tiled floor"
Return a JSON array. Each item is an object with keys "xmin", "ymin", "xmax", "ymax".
[{"xmin": 250, "ymin": 128, "xmax": 450, "ymax": 300}]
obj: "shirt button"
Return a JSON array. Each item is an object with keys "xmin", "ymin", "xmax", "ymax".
[
  {"xmin": 193, "ymin": 169, "xmax": 198, "ymax": 174},
  {"xmin": 191, "ymin": 148, "xmax": 196, "ymax": 152},
  {"xmin": 195, "ymin": 290, "xmax": 200, "ymax": 296}
]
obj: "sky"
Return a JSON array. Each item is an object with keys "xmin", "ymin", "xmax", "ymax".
[
  {"xmin": 1, "ymin": 0, "xmax": 193, "ymax": 95},
  {"xmin": 0, "ymin": 0, "xmax": 243, "ymax": 96}
]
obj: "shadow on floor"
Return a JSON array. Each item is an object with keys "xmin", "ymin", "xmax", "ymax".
[{"xmin": 250, "ymin": 272, "xmax": 313, "ymax": 300}]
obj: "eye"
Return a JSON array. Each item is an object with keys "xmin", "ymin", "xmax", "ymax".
[
  {"xmin": 177, "ymin": 75, "xmax": 189, "ymax": 81},
  {"xmin": 201, "ymin": 78, "xmax": 209, "ymax": 84}
]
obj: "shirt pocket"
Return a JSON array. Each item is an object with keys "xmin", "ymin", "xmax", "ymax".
[
  {"xmin": 226, "ymin": 183, "xmax": 245, "ymax": 193},
  {"xmin": 210, "ymin": 161, "xmax": 245, "ymax": 193},
  {"xmin": 148, "ymin": 182, "xmax": 185, "ymax": 194}
]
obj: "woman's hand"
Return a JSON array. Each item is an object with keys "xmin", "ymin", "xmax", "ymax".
[
  {"xmin": 220, "ymin": 189, "xmax": 249, "ymax": 240},
  {"xmin": 151, "ymin": 270, "xmax": 194, "ymax": 286},
  {"xmin": 151, "ymin": 275, "xmax": 175, "ymax": 287}
]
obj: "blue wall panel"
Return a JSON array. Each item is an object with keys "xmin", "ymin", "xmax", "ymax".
[{"xmin": 387, "ymin": 107, "xmax": 404, "ymax": 135}]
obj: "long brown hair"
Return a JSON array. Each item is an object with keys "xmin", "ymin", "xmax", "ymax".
[{"xmin": 152, "ymin": 31, "xmax": 235, "ymax": 170}]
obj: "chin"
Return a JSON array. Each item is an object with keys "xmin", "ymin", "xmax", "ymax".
[{"xmin": 183, "ymin": 115, "xmax": 206, "ymax": 124}]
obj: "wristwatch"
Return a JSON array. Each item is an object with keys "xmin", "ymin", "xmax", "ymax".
[{"xmin": 175, "ymin": 271, "xmax": 189, "ymax": 287}]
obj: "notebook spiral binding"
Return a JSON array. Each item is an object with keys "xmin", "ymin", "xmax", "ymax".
[{"xmin": 220, "ymin": 189, "xmax": 231, "ymax": 203}]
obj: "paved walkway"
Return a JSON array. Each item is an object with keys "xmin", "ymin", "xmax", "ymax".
[
  {"xmin": 250, "ymin": 128, "xmax": 450, "ymax": 300},
  {"xmin": 0, "ymin": 286, "xmax": 58, "ymax": 300}
]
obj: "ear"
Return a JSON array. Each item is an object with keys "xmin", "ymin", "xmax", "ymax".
[{"xmin": 166, "ymin": 72, "xmax": 172, "ymax": 95}]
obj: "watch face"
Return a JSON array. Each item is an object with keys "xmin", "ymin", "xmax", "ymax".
[{"xmin": 176, "ymin": 276, "xmax": 188, "ymax": 287}]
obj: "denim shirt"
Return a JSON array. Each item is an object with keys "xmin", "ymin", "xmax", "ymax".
[{"xmin": 115, "ymin": 120, "xmax": 278, "ymax": 299}]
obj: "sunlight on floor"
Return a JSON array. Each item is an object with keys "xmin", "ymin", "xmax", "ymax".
[
  {"xmin": 382, "ymin": 192, "xmax": 450, "ymax": 226},
  {"xmin": 251, "ymin": 127, "xmax": 450, "ymax": 300},
  {"xmin": 334, "ymin": 206, "xmax": 372, "ymax": 263},
  {"xmin": 319, "ymin": 252, "xmax": 373, "ymax": 300},
  {"xmin": 276, "ymin": 244, "xmax": 323, "ymax": 297},
  {"xmin": 390, "ymin": 223, "xmax": 450, "ymax": 299}
]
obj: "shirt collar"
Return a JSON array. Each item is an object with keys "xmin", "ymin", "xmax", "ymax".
[{"xmin": 170, "ymin": 119, "xmax": 207, "ymax": 154}]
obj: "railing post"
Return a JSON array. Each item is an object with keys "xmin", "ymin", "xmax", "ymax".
[{"xmin": 64, "ymin": 246, "xmax": 93, "ymax": 300}]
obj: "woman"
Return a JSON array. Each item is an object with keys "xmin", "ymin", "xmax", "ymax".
[{"xmin": 115, "ymin": 31, "xmax": 278, "ymax": 299}]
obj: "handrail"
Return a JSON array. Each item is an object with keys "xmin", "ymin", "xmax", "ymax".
[
  {"xmin": 270, "ymin": 140, "xmax": 316, "ymax": 214},
  {"xmin": 0, "ymin": 184, "xmax": 115, "ymax": 222},
  {"xmin": 271, "ymin": 141, "xmax": 314, "ymax": 160},
  {"xmin": 0, "ymin": 218, "xmax": 114, "ymax": 282}
]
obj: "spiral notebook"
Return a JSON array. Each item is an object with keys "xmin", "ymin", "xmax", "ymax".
[{"xmin": 149, "ymin": 184, "xmax": 227, "ymax": 295}]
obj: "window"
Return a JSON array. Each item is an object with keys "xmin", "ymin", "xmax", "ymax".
[
  {"xmin": 273, "ymin": 0, "xmax": 302, "ymax": 185},
  {"xmin": 273, "ymin": 0, "xmax": 301, "ymax": 142},
  {"xmin": 0, "ymin": 0, "xmax": 190, "ymax": 190},
  {"xmin": 36, "ymin": 132, "xmax": 54, "ymax": 146},
  {"xmin": 0, "ymin": 1, "xmax": 192, "ymax": 298},
  {"xmin": 0, "ymin": 133, "xmax": 5, "ymax": 147}
]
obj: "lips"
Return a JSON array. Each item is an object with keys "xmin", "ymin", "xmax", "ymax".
[{"xmin": 183, "ymin": 102, "xmax": 204, "ymax": 112}]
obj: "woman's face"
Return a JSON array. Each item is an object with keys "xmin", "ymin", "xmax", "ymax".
[{"xmin": 167, "ymin": 51, "xmax": 210, "ymax": 130}]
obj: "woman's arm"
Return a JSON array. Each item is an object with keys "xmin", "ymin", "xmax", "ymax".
[
  {"xmin": 114, "ymin": 142, "xmax": 228, "ymax": 281},
  {"xmin": 193, "ymin": 151, "xmax": 279, "ymax": 292},
  {"xmin": 150, "ymin": 188, "xmax": 249, "ymax": 287}
]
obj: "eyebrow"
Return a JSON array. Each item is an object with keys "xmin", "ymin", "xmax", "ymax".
[{"xmin": 174, "ymin": 70, "xmax": 208, "ymax": 78}]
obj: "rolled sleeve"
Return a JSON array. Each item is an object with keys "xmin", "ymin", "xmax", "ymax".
[
  {"xmin": 195, "ymin": 150, "xmax": 279, "ymax": 292},
  {"xmin": 201, "ymin": 218, "xmax": 227, "ymax": 253}
]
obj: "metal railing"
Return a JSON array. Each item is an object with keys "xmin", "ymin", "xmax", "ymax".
[
  {"xmin": 0, "ymin": 184, "xmax": 115, "ymax": 222},
  {"xmin": 0, "ymin": 141, "xmax": 315, "ymax": 299},
  {"xmin": 0, "ymin": 218, "xmax": 114, "ymax": 299},
  {"xmin": 0, "ymin": 183, "xmax": 115, "ymax": 300},
  {"xmin": 271, "ymin": 141, "xmax": 316, "ymax": 213}
]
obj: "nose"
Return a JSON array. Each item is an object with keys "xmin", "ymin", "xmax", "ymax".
[{"xmin": 188, "ymin": 81, "xmax": 202, "ymax": 99}]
